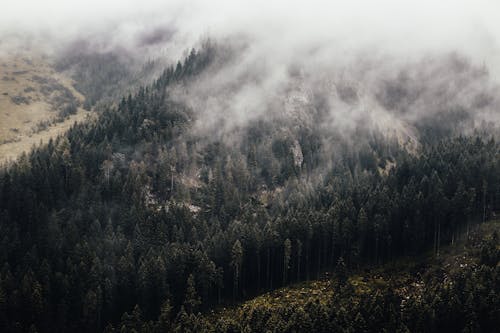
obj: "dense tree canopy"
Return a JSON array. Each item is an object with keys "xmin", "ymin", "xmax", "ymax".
[{"xmin": 0, "ymin": 45, "xmax": 499, "ymax": 332}]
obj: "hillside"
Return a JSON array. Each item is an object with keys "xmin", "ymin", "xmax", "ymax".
[
  {"xmin": 0, "ymin": 46, "xmax": 498, "ymax": 332},
  {"xmin": 2, "ymin": 2, "xmax": 500, "ymax": 332},
  {"xmin": 49, "ymin": 220, "xmax": 498, "ymax": 332},
  {"xmin": 169, "ymin": 220, "xmax": 500, "ymax": 332},
  {"xmin": 0, "ymin": 52, "xmax": 90, "ymax": 163}
]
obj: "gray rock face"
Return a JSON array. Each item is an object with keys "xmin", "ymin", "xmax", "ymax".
[{"xmin": 290, "ymin": 139, "xmax": 303, "ymax": 168}]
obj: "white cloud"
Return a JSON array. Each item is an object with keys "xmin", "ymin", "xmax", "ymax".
[
  {"xmin": 1, "ymin": 0, "xmax": 499, "ymax": 62},
  {"xmin": 2, "ymin": 0, "xmax": 499, "ymax": 138}
]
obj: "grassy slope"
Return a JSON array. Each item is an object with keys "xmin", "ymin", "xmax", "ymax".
[{"xmin": 0, "ymin": 52, "xmax": 90, "ymax": 163}]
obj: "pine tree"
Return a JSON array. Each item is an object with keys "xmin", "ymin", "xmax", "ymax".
[
  {"xmin": 283, "ymin": 238, "xmax": 291, "ymax": 285},
  {"xmin": 230, "ymin": 240, "xmax": 243, "ymax": 300},
  {"xmin": 184, "ymin": 274, "xmax": 201, "ymax": 314},
  {"xmin": 296, "ymin": 239, "xmax": 303, "ymax": 282},
  {"xmin": 335, "ymin": 257, "xmax": 347, "ymax": 291},
  {"xmin": 156, "ymin": 299, "xmax": 172, "ymax": 332}
]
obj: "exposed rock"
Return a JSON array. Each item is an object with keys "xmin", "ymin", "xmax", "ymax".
[{"xmin": 290, "ymin": 139, "xmax": 303, "ymax": 168}]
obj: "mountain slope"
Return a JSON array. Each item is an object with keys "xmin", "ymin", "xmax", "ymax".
[
  {"xmin": 177, "ymin": 220, "xmax": 500, "ymax": 332},
  {"xmin": 0, "ymin": 45, "xmax": 499, "ymax": 332},
  {"xmin": 0, "ymin": 52, "xmax": 90, "ymax": 163}
]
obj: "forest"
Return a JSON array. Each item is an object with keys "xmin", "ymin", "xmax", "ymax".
[{"xmin": 0, "ymin": 44, "xmax": 499, "ymax": 332}]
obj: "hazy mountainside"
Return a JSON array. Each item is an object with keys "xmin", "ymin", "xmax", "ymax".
[
  {"xmin": 0, "ymin": 44, "xmax": 499, "ymax": 333},
  {"xmin": 172, "ymin": 47, "xmax": 500, "ymax": 147},
  {"xmin": 54, "ymin": 41, "xmax": 170, "ymax": 110},
  {"xmin": 0, "ymin": 42, "xmax": 165, "ymax": 164}
]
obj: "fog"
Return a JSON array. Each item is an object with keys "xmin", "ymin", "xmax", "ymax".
[
  {"xmin": 2, "ymin": 1, "xmax": 499, "ymax": 64},
  {"xmin": 2, "ymin": 0, "xmax": 500, "ymax": 140}
]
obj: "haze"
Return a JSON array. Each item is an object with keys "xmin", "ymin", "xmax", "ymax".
[{"xmin": 1, "ymin": 1, "xmax": 499, "ymax": 72}]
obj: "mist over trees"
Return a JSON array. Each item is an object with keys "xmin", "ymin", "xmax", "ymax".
[{"xmin": 0, "ymin": 42, "xmax": 498, "ymax": 332}]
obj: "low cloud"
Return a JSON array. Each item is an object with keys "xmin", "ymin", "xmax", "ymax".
[{"xmin": 2, "ymin": 0, "xmax": 499, "ymax": 141}]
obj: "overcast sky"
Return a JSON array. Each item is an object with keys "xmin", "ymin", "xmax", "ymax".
[{"xmin": 1, "ymin": 0, "xmax": 499, "ymax": 68}]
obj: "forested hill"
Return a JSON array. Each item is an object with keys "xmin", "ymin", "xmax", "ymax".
[
  {"xmin": 195, "ymin": 220, "xmax": 500, "ymax": 333},
  {"xmin": 0, "ymin": 45, "xmax": 499, "ymax": 332}
]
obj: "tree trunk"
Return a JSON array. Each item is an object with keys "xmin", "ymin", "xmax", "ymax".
[
  {"xmin": 433, "ymin": 220, "xmax": 437, "ymax": 256},
  {"xmin": 306, "ymin": 242, "xmax": 310, "ymax": 280},
  {"xmin": 437, "ymin": 220, "xmax": 441, "ymax": 257},
  {"xmin": 297, "ymin": 255, "xmax": 301, "ymax": 282},
  {"xmin": 266, "ymin": 247, "xmax": 270, "ymax": 290},
  {"xmin": 317, "ymin": 240, "xmax": 321, "ymax": 279},
  {"xmin": 257, "ymin": 249, "xmax": 261, "ymax": 291},
  {"xmin": 331, "ymin": 234, "xmax": 336, "ymax": 267}
]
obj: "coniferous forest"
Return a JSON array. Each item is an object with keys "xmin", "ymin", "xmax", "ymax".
[{"xmin": 0, "ymin": 43, "xmax": 499, "ymax": 332}]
